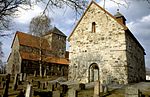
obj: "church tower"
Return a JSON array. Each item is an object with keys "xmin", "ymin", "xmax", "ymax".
[
  {"xmin": 114, "ymin": 9, "xmax": 126, "ymax": 25},
  {"xmin": 43, "ymin": 27, "xmax": 67, "ymax": 58}
]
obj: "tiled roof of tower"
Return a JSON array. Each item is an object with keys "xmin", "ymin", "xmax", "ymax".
[
  {"xmin": 114, "ymin": 10, "xmax": 126, "ymax": 20},
  {"xmin": 44, "ymin": 27, "xmax": 67, "ymax": 37},
  {"xmin": 114, "ymin": 12, "xmax": 124, "ymax": 18},
  {"xmin": 13, "ymin": 31, "xmax": 51, "ymax": 50},
  {"xmin": 20, "ymin": 51, "xmax": 69, "ymax": 65}
]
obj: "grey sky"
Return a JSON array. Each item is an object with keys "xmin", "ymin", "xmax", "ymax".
[{"xmin": 1, "ymin": 0, "xmax": 150, "ymax": 67}]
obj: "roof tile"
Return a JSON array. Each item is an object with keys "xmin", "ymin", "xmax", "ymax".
[
  {"xmin": 16, "ymin": 31, "xmax": 51, "ymax": 50},
  {"xmin": 20, "ymin": 51, "xmax": 69, "ymax": 65}
]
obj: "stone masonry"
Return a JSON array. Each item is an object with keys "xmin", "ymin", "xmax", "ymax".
[
  {"xmin": 68, "ymin": 1, "xmax": 145, "ymax": 84},
  {"xmin": 125, "ymin": 31, "xmax": 146, "ymax": 83},
  {"xmin": 43, "ymin": 27, "xmax": 67, "ymax": 58},
  {"xmin": 6, "ymin": 35, "xmax": 21, "ymax": 74}
]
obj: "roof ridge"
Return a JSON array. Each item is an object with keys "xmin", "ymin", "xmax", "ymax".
[
  {"xmin": 68, "ymin": 1, "xmax": 128, "ymax": 41},
  {"xmin": 43, "ymin": 27, "xmax": 67, "ymax": 37},
  {"xmin": 16, "ymin": 31, "xmax": 42, "ymax": 38},
  {"xmin": 11, "ymin": 31, "xmax": 51, "ymax": 50}
]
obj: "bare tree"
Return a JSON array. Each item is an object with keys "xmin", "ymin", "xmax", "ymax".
[
  {"xmin": 0, "ymin": 0, "xmax": 87, "ymax": 34},
  {"xmin": 1, "ymin": 0, "xmax": 150, "ymax": 34},
  {"xmin": 29, "ymin": 14, "xmax": 53, "ymax": 77},
  {"xmin": 0, "ymin": 0, "xmax": 32, "ymax": 32},
  {"xmin": 1, "ymin": 0, "xmax": 150, "ymax": 76},
  {"xmin": 29, "ymin": 14, "xmax": 52, "ymax": 36},
  {"xmin": 0, "ymin": 0, "xmax": 87, "ymax": 70}
]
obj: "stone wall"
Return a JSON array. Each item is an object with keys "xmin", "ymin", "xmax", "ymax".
[
  {"xmin": 125, "ymin": 32, "xmax": 146, "ymax": 83},
  {"xmin": 43, "ymin": 34, "xmax": 53, "ymax": 50},
  {"xmin": 51, "ymin": 33, "xmax": 66, "ymax": 58},
  {"xmin": 68, "ymin": 2, "xmax": 128, "ymax": 84},
  {"xmin": 7, "ymin": 36, "xmax": 22, "ymax": 74},
  {"xmin": 43, "ymin": 33, "xmax": 66, "ymax": 58},
  {"xmin": 6, "ymin": 53, "xmax": 13, "ymax": 74}
]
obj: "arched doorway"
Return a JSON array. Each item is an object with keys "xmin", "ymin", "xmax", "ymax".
[{"xmin": 89, "ymin": 63, "xmax": 99, "ymax": 82}]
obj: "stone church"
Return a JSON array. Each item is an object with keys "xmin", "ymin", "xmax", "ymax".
[
  {"xmin": 68, "ymin": 1, "xmax": 146, "ymax": 84},
  {"xmin": 7, "ymin": 27, "xmax": 69, "ymax": 77}
]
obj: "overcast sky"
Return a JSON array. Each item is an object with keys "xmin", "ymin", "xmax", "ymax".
[{"xmin": 1, "ymin": 0, "xmax": 150, "ymax": 68}]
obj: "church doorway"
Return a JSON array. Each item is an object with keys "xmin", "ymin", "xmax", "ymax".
[{"xmin": 89, "ymin": 63, "xmax": 99, "ymax": 82}]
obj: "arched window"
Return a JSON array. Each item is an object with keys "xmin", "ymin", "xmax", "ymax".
[{"xmin": 92, "ymin": 22, "xmax": 96, "ymax": 33}]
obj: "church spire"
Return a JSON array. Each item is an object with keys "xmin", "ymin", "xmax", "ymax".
[{"xmin": 114, "ymin": 9, "xmax": 126, "ymax": 25}]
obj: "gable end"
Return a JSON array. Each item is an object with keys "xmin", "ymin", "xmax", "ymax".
[{"xmin": 68, "ymin": 1, "xmax": 128, "ymax": 41}]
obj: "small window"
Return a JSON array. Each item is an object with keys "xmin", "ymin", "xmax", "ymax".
[{"xmin": 92, "ymin": 22, "xmax": 96, "ymax": 33}]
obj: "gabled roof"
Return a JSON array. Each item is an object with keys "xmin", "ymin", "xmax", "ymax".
[
  {"xmin": 44, "ymin": 27, "xmax": 67, "ymax": 37},
  {"xmin": 9, "ymin": 31, "xmax": 69, "ymax": 65},
  {"xmin": 68, "ymin": 1, "xmax": 127, "ymax": 41},
  {"xmin": 67, "ymin": 1, "xmax": 145, "ymax": 52},
  {"xmin": 11, "ymin": 31, "xmax": 51, "ymax": 50},
  {"xmin": 7, "ymin": 53, "xmax": 12, "ymax": 62},
  {"xmin": 20, "ymin": 51, "xmax": 69, "ymax": 65}
]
